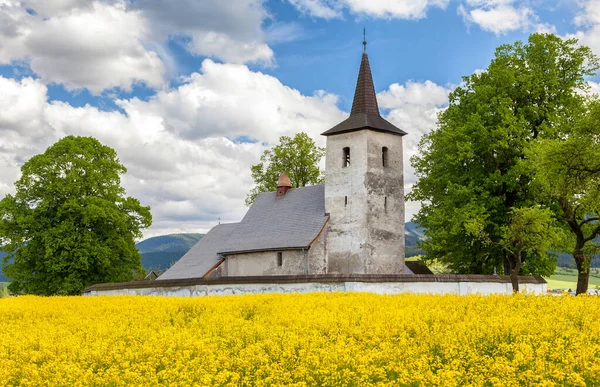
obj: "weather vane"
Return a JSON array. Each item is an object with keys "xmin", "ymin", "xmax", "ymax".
[{"xmin": 363, "ymin": 27, "xmax": 367, "ymax": 52}]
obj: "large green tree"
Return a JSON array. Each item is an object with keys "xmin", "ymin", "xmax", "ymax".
[
  {"xmin": 528, "ymin": 100, "xmax": 600, "ymax": 294},
  {"xmin": 408, "ymin": 34, "xmax": 598, "ymax": 276},
  {"xmin": 0, "ymin": 136, "xmax": 152, "ymax": 295},
  {"xmin": 246, "ymin": 132, "xmax": 325, "ymax": 205}
]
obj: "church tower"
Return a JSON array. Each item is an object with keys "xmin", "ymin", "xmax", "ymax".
[{"xmin": 322, "ymin": 41, "xmax": 407, "ymax": 274}]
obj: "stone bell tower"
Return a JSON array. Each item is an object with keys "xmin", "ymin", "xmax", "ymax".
[{"xmin": 322, "ymin": 41, "xmax": 407, "ymax": 274}]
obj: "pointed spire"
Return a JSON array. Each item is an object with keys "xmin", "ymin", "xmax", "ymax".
[
  {"xmin": 350, "ymin": 51, "xmax": 380, "ymax": 117},
  {"xmin": 321, "ymin": 35, "xmax": 407, "ymax": 137}
]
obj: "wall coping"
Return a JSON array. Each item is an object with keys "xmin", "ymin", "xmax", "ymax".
[{"xmin": 83, "ymin": 274, "xmax": 546, "ymax": 293}]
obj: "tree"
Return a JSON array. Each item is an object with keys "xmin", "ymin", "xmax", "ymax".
[
  {"xmin": 465, "ymin": 207, "xmax": 564, "ymax": 292},
  {"xmin": 245, "ymin": 132, "xmax": 325, "ymax": 205},
  {"xmin": 528, "ymin": 100, "xmax": 600, "ymax": 294},
  {"xmin": 407, "ymin": 33, "xmax": 598, "ymax": 275},
  {"xmin": 0, "ymin": 136, "xmax": 152, "ymax": 295}
]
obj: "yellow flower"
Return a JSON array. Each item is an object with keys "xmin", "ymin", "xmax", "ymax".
[{"xmin": 0, "ymin": 293, "xmax": 599, "ymax": 386}]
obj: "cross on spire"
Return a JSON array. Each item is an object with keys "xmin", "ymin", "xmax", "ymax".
[{"xmin": 363, "ymin": 27, "xmax": 367, "ymax": 53}]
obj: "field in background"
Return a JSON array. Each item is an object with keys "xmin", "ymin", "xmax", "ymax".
[
  {"xmin": 410, "ymin": 256, "xmax": 600, "ymax": 290},
  {"xmin": 2, "ymin": 294, "xmax": 600, "ymax": 386},
  {"xmin": 544, "ymin": 267, "xmax": 600, "ymax": 290}
]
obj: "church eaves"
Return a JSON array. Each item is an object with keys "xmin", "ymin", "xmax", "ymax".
[{"xmin": 321, "ymin": 49, "xmax": 407, "ymax": 137}]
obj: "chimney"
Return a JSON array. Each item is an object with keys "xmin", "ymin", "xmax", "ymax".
[{"xmin": 277, "ymin": 172, "xmax": 292, "ymax": 196}]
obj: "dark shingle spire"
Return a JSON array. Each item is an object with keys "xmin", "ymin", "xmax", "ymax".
[
  {"xmin": 350, "ymin": 52, "xmax": 380, "ymax": 116},
  {"xmin": 321, "ymin": 39, "xmax": 406, "ymax": 137}
]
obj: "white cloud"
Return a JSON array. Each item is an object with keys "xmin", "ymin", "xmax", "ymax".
[
  {"xmin": 568, "ymin": 0, "xmax": 600, "ymax": 59},
  {"xmin": 287, "ymin": 0, "xmax": 342, "ymax": 18},
  {"xmin": 27, "ymin": 2, "xmax": 164, "ymax": 93},
  {"xmin": 378, "ymin": 80, "xmax": 453, "ymax": 220},
  {"xmin": 0, "ymin": 0, "xmax": 276, "ymax": 92},
  {"xmin": 20, "ymin": 0, "xmax": 92, "ymax": 17},
  {"xmin": 574, "ymin": 0, "xmax": 600, "ymax": 27},
  {"xmin": 0, "ymin": 75, "xmax": 47, "ymax": 135},
  {"xmin": 186, "ymin": 32, "xmax": 273, "ymax": 65},
  {"xmin": 569, "ymin": 28, "xmax": 600, "ymax": 58},
  {"xmin": 0, "ymin": 76, "xmax": 52, "ymax": 198},
  {"xmin": 535, "ymin": 23, "xmax": 556, "ymax": 34},
  {"xmin": 288, "ymin": 0, "xmax": 449, "ymax": 19},
  {"xmin": 344, "ymin": 0, "xmax": 449, "ymax": 19},
  {"xmin": 0, "ymin": 1, "xmax": 164, "ymax": 93},
  {"xmin": 458, "ymin": 0, "xmax": 537, "ymax": 35},
  {"xmin": 0, "ymin": 61, "xmax": 345, "ymax": 237},
  {"xmin": 379, "ymin": 80, "xmax": 451, "ymax": 176},
  {"xmin": 131, "ymin": 0, "xmax": 274, "ymax": 65},
  {"xmin": 120, "ymin": 59, "xmax": 344, "ymax": 144},
  {"xmin": 0, "ymin": 1, "xmax": 31, "ymax": 61}
]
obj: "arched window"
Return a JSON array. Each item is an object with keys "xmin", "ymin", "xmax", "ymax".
[
  {"xmin": 343, "ymin": 147, "xmax": 350, "ymax": 167},
  {"xmin": 382, "ymin": 147, "xmax": 388, "ymax": 167}
]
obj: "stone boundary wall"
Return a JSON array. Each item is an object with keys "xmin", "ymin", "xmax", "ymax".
[{"xmin": 83, "ymin": 274, "xmax": 547, "ymax": 296}]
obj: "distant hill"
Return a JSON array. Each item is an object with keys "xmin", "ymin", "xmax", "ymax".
[
  {"xmin": 0, "ymin": 233, "xmax": 204, "ymax": 281},
  {"xmin": 138, "ymin": 234, "xmax": 204, "ymax": 272},
  {"xmin": 137, "ymin": 233, "xmax": 203, "ymax": 254},
  {"xmin": 405, "ymin": 222, "xmax": 425, "ymax": 258},
  {"xmin": 556, "ymin": 253, "xmax": 600, "ymax": 268}
]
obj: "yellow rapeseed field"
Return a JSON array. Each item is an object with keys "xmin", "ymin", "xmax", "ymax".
[{"xmin": 1, "ymin": 293, "xmax": 599, "ymax": 386}]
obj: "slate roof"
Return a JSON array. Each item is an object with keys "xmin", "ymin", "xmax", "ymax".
[
  {"xmin": 321, "ymin": 51, "xmax": 407, "ymax": 137},
  {"xmin": 323, "ymin": 113, "xmax": 406, "ymax": 136},
  {"xmin": 405, "ymin": 261, "xmax": 434, "ymax": 275},
  {"xmin": 157, "ymin": 183, "xmax": 423, "ymax": 279},
  {"xmin": 157, "ymin": 223, "xmax": 239, "ymax": 280},
  {"xmin": 218, "ymin": 185, "xmax": 328, "ymax": 255}
]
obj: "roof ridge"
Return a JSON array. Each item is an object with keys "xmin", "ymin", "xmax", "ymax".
[{"xmin": 256, "ymin": 184, "xmax": 325, "ymax": 197}]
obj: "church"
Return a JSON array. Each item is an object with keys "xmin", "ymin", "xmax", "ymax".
[
  {"xmin": 159, "ymin": 44, "xmax": 413, "ymax": 281},
  {"xmin": 85, "ymin": 45, "xmax": 548, "ymax": 296}
]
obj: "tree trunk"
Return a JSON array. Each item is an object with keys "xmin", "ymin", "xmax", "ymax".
[
  {"xmin": 574, "ymin": 249, "xmax": 589, "ymax": 295},
  {"xmin": 561, "ymin": 199, "xmax": 590, "ymax": 296},
  {"xmin": 506, "ymin": 255, "xmax": 520, "ymax": 293},
  {"xmin": 510, "ymin": 268, "xmax": 519, "ymax": 293},
  {"xmin": 503, "ymin": 252, "xmax": 511, "ymax": 275}
]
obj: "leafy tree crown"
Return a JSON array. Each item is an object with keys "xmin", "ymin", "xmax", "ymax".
[
  {"xmin": 0, "ymin": 136, "xmax": 152, "ymax": 295},
  {"xmin": 246, "ymin": 132, "xmax": 325, "ymax": 205}
]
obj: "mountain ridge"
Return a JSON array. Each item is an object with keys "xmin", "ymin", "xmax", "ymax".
[
  {"xmin": 137, "ymin": 233, "xmax": 204, "ymax": 272},
  {"xmin": 0, "ymin": 233, "xmax": 204, "ymax": 281}
]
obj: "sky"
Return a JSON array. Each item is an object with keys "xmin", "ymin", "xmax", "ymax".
[{"xmin": 0, "ymin": 0, "xmax": 599, "ymax": 239}]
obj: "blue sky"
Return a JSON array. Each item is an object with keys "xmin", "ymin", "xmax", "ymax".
[{"xmin": 0, "ymin": 0, "xmax": 599, "ymax": 237}]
